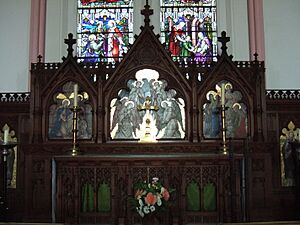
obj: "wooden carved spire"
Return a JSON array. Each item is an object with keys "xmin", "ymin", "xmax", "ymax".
[
  {"xmin": 64, "ymin": 33, "xmax": 76, "ymax": 57},
  {"xmin": 217, "ymin": 31, "xmax": 230, "ymax": 55},
  {"xmin": 141, "ymin": 0, "xmax": 153, "ymax": 27}
]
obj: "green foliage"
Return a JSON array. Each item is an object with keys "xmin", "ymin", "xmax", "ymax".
[{"xmin": 130, "ymin": 178, "xmax": 175, "ymax": 218}]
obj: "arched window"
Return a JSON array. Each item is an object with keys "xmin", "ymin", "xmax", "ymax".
[
  {"xmin": 160, "ymin": 0, "xmax": 217, "ymax": 63},
  {"xmin": 77, "ymin": 0, "xmax": 133, "ymax": 63}
]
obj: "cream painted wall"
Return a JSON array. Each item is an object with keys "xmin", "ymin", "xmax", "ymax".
[
  {"xmin": 264, "ymin": 0, "xmax": 300, "ymax": 89},
  {"xmin": 0, "ymin": 0, "xmax": 31, "ymax": 92},
  {"xmin": 133, "ymin": 0, "xmax": 160, "ymax": 36},
  {"xmin": 217, "ymin": 0, "xmax": 249, "ymax": 60},
  {"xmin": 45, "ymin": 0, "xmax": 77, "ymax": 62}
]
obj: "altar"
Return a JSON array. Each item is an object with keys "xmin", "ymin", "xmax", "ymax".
[{"xmin": 53, "ymin": 151, "xmax": 244, "ymax": 225}]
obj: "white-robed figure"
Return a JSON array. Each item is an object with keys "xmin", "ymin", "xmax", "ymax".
[
  {"xmin": 159, "ymin": 89, "xmax": 184, "ymax": 138},
  {"xmin": 160, "ymin": 101, "xmax": 181, "ymax": 138},
  {"xmin": 113, "ymin": 100, "xmax": 136, "ymax": 139}
]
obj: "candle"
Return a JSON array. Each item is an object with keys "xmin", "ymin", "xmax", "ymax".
[
  {"xmin": 221, "ymin": 83, "xmax": 225, "ymax": 106},
  {"xmin": 74, "ymin": 83, "xmax": 78, "ymax": 107},
  {"xmin": 4, "ymin": 129, "xmax": 8, "ymax": 143}
]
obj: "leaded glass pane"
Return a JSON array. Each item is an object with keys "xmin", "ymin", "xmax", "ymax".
[
  {"xmin": 77, "ymin": 0, "xmax": 133, "ymax": 63},
  {"xmin": 160, "ymin": 0, "xmax": 217, "ymax": 63}
]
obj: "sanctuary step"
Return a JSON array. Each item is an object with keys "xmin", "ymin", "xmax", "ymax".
[
  {"xmin": 0, "ymin": 223, "xmax": 64, "ymax": 225},
  {"xmin": 186, "ymin": 222, "xmax": 300, "ymax": 225},
  {"xmin": 1, "ymin": 222, "xmax": 299, "ymax": 225}
]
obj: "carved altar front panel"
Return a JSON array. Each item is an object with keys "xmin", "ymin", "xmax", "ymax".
[{"xmin": 54, "ymin": 153, "xmax": 242, "ymax": 225}]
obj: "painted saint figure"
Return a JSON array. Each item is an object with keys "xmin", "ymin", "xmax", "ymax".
[
  {"xmin": 194, "ymin": 32, "xmax": 211, "ymax": 62},
  {"xmin": 282, "ymin": 131, "xmax": 297, "ymax": 185},
  {"xmin": 203, "ymin": 93, "xmax": 220, "ymax": 138},
  {"xmin": 169, "ymin": 21, "xmax": 185, "ymax": 57},
  {"xmin": 107, "ymin": 20, "xmax": 125, "ymax": 62},
  {"xmin": 49, "ymin": 99, "xmax": 72, "ymax": 138}
]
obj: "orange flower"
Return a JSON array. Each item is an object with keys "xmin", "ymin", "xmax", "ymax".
[
  {"xmin": 144, "ymin": 192, "xmax": 157, "ymax": 205},
  {"xmin": 162, "ymin": 189, "xmax": 170, "ymax": 201}
]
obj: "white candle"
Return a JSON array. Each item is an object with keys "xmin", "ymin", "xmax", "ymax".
[
  {"xmin": 4, "ymin": 129, "xmax": 8, "ymax": 143},
  {"xmin": 221, "ymin": 83, "xmax": 225, "ymax": 106},
  {"xmin": 74, "ymin": 84, "xmax": 78, "ymax": 107}
]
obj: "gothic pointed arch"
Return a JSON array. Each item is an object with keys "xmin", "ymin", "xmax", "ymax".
[{"xmin": 102, "ymin": 5, "xmax": 192, "ymax": 142}]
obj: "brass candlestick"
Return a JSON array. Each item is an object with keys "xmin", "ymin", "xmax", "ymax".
[
  {"xmin": 221, "ymin": 105, "xmax": 228, "ymax": 155},
  {"xmin": 68, "ymin": 106, "xmax": 81, "ymax": 156}
]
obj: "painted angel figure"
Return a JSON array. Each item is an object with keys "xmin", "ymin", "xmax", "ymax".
[
  {"xmin": 128, "ymin": 80, "xmax": 145, "ymax": 106},
  {"xmin": 111, "ymin": 97, "xmax": 141, "ymax": 139},
  {"xmin": 159, "ymin": 89, "xmax": 185, "ymax": 138}
]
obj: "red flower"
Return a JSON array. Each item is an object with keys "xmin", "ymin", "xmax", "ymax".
[
  {"xmin": 162, "ymin": 189, "xmax": 170, "ymax": 201},
  {"xmin": 144, "ymin": 192, "xmax": 157, "ymax": 205}
]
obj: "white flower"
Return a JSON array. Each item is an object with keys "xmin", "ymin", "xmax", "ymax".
[
  {"xmin": 157, "ymin": 196, "xmax": 162, "ymax": 206},
  {"xmin": 139, "ymin": 199, "xmax": 144, "ymax": 207},
  {"xmin": 152, "ymin": 177, "xmax": 159, "ymax": 183},
  {"xmin": 143, "ymin": 205, "xmax": 150, "ymax": 214},
  {"xmin": 137, "ymin": 207, "xmax": 144, "ymax": 217},
  {"xmin": 160, "ymin": 187, "xmax": 165, "ymax": 194},
  {"xmin": 149, "ymin": 205, "xmax": 156, "ymax": 212}
]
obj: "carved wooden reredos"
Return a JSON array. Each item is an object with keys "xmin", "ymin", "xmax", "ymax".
[{"xmin": 30, "ymin": 23, "xmax": 265, "ymax": 150}]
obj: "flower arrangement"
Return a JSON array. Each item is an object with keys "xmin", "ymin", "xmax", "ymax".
[{"xmin": 132, "ymin": 177, "xmax": 174, "ymax": 218}]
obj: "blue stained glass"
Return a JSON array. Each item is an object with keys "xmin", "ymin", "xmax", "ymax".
[
  {"xmin": 77, "ymin": 0, "xmax": 133, "ymax": 63},
  {"xmin": 160, "ymin": 0, "xmax": 217, "ymax": 63}
]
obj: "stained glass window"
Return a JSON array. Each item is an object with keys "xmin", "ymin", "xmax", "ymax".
[
  {"xmin": 160, "ymin": 0, "xmax": 217, "ymax": 63},
  {"xmin": 77, "ymin": 0, "xmax": 133, "ymax": 63}
]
